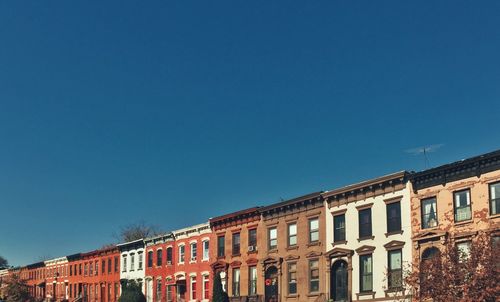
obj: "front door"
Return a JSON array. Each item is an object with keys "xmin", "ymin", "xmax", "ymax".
[
  {"xmin": 331, "ymin": 260, "xmax": 348, "ymax": 302},
  {"xmin": 264, "ymin": 266, "xmax": 278, "ymax": 302}
]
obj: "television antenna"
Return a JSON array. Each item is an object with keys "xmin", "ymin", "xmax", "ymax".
[{"xmin": 405, "ymin": 144, "xmax": 443, "ymax": 169}]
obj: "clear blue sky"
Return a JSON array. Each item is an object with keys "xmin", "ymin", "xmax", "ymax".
[{"xmin": 1, "ymin": 1, "xmax": 499, "ymax": 266}]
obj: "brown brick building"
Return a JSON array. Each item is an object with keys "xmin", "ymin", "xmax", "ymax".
[
  {"xmin": 409, "ymin": 150, "xmax": 500, "ymax": 263},
  {"xmin": 259, "ymin": 192, "xmax": 325, "ymax": 302},
  {"xmin": 210, "ymin": 207, "xmax": 263, "ymax": 302}
]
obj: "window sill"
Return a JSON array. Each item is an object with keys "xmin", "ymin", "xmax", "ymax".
[
  {"xmin": 306, "ymin": 293, "xmax": 320, "ymax": 297},
  {"xmin": 307, "ymin": 241, "xmax": 320, "ymax": 247},
  {"xmin": 286, "ymin": 294, "xmax": 299, "ymax": 299},
  {"xmin": 286, "ymin": 246, "xmax": 298, "ymax": 251},
  {"xmin": 247, "ymin": 251, "xmax": 258, "ymax": 255},
  {"xmin": 268, "ymin": 249, "xmax": 278, "ymax": 254},
  {"xmin": 454, "ymin": 220, "xmax": 472, "ymax": 227},
  {"xmin": 385, "ymin": 230, "xmax": 404, "ymax": 237},
  {"xmin": 332, "ymin": 240, "xmax": 347, "ymax": 246},
  {"xmin": 357, "ymin": 236, "xmax": 375, "ymax": 242},
  {"xmin": 488, "ymin": 213, "xmax": 500, "ymax": 219},
  {"xmin": 231, "ymin": 253, "xmax": 241, "ymax": 257},
  {"xmin": 385, "ymin": 287, "xmax": 403, "ymax": 294},
  {"xmin": 356, "ymin": 291, "xmax": 376, "ymax": 299},
  {"xmin": 217, "ymin": 256, "xmax": 226, "ymax": 260}
]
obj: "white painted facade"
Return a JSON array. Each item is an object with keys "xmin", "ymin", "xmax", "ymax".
[
  {"xmin": 324, "ymin": 172, "xmax": 412, "ymax": 302},
  {"xmin": 117, "ymin": 239, "xmax": 146, "ymax": 294}
]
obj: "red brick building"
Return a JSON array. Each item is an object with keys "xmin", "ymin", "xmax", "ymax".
[
  {"xmin": 144, "ymin": 233, "xmax": 176, "ymax": 302},
  {"xmin": 169, "ymin": 223, "xmax": 212, "ymax": 302}
]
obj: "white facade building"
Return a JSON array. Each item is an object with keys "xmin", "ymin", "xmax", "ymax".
[
  {"xmin": 324, "ymin": 171, "xmax": 412, "ymax": 302},
  {"xmin": 117, "ymin": 239, "xmax": 146, "ymax": 294}
]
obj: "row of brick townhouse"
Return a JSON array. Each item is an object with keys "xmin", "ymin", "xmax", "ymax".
[{"xmin": 4, "ymin": 149, "xmax": 499, "ymax": 302}]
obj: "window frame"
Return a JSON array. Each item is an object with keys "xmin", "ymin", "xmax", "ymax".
[
  {"xmin": 232, "ymin": 268, "xmax": 240, "ymax": 297},
  {"xmin": 287, "ymin": 262, "xmax": 297, "ymax": 295},
  {"xmin": 232, "ymin": 233, "xmax": 241, "ymax": 256},
  {"xmin": 453, "ymin": 189, "xmax": 472, "ymax": 222},
  {"xmin": 309, "ymin": 218, "xmax": 319, "ymax": 243},
  {"xmin": 308, "ymin": 259, "xmax": 320, "ymax": 293},
  {"xmin": 287, "ymin": 223, "xmax": 297, "ymax": 247},
  {"xmin": 386, "ymin": 201, "xmax": 402, "ymax": 233},
  {"xmin": 387, "ymin": 249, "xmax": 402, "ymax": 290},
  {"xmin": 359, "ymin": 254, "xmax": 373, "ymax": 293},
  {"xmin": 489, "ymin": 182, "xmax": 500, "ymax": 216},
  {"xmin": 421, "ymin": 197, "xmax": 438, "ymax": 229},
  {"xmin": 178, "ymin": 245, "xmax": 185, "ymax": 264},
  {"xmin": 268, "ymin": 227, "xmax": 278, "ymax": 250},
  {"xmin": 217, "ymin": 235, "xmax": 225, "ymax": 258},
  {"xmin": 333, "ymin": 214, "xmax": 346, "ymax": 243},
  {"xmin": 358, "ymin": 208, "xmax": 372, "ymax": 238},
  {"xmin": 248, "ymin": 266, "xmax": 257, "ymax": 296}
]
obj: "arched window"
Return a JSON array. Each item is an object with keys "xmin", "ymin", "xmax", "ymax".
[
  {"xmin": 421, "ymin": 247, "xmax": 439, "ymax": 262},
  {"xmin": 157, "ymin": 249, "xmax": 163, "ymax": 266},
  {"xmin": 147, "ymin": 251, "xmax": 153, "ymax": 268}
]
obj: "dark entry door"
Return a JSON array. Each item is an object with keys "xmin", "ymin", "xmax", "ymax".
[
  {"xmin": 264, "ymin": 266, "xmax": 278, "ymax": 302},
  {"xmin": 331, "ymin": 260, "xmax": 348, "ymax": 302}
]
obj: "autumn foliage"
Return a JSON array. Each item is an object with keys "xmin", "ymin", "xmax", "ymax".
[{"xmin": 405, "ymin": 232, "xmax": 499, "ymax": 302}]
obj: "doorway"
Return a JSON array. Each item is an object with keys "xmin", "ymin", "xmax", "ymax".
[{"xmin": 331, "ymin": 260, "xmax": 348, "ymax": 302}]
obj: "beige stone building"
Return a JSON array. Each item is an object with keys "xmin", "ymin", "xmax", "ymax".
[
  {"xmin": 259, "ymin": 192, "xmax": 326, "ymax": 302},
  {"xmin": 409, "ymin": 150, "xmax": 500, "ymax": 264},
  {"xmin": 323, "ymin": 171, "xmax": 412, "ymax": 302}
]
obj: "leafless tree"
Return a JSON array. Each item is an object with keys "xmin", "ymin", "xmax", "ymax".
[{"xmin": 113, "ymin": 221, "xmax": 163, "ymax": 243}]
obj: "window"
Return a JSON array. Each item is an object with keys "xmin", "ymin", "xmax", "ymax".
[
  {"xmin": 232, "ymin": 268, "xmax": 240, "ymax": 297},
  {"xmin": 456, "ymin": 241, "xmax": 471, "ymax": 260},
  {"xmin": 333, "ymin": 214, "xmax": 346, "ymax": 242},
  {"xmin": 107, "ymin": 283, "xmax": 111, "ymax": 302},
  {"xmin": 288, "ymin": 223, "xmax": 297, "ymax": 246},
  {"xmin": 217, "ymin": 236, "xmax": 225, "ymax": 257},
  {"xmin": 70, "ymin": 265, "xmax": 73, "ymax": 276},
  {"xmin": 179, "ymin": 245, "xmax": 185, "ymax": 263},
  {"xmin": 202, "ymin": 241, "xmax": 209, "ymax": 260},
  {"xmin": 309, "ymin": 218, "xmax": 319, "ymax": 242},
  {"xmin": 360, "ymin": 254, "xmax": 373, "ymax": 292},
  {"xmin": 108, "ymin": 258, "xmax": 112, "ymax": 273},
  {"xmin": 156, "ymin": 279, "xmax": 162, "ymax": 302},
  {"xmin": 288, "ymin": 262, "xmax": 297, "ymax": 295},
  {"xmin": 421, "ymin": 197, "xmax": 438, "ymax": 229},
  {"xmin": 157, "ymin": 249, "xmax": 163, "ymax": 266},
  {"xmin": 309, "ymin": 260, "xmax": 319, "ymax": 293},
  {"xmin": 232, "ymin": 233, "xmax": 241, "ymax": 255},
  {"xmin": 191, "ymin": 243, "xmax": 197, "ymax": 261},
  {"xmin": 95, "ymin": 261, "xmax": 99, "ymax": 276},
  {"xmin": 454, "ymin": 189, "xmax": 471, "ymax": 222},
  {"xmin": 166, "ymin": 285, "xmax": 173, "ymax": 302},
  {"xmin": 358, "ymin": 208, "xmax": 372, "ymax": 238},
  {"xmin": 248, "ymin": 229, "xmax": 257, "ymax": 250},
  {"xmin": 84, "ymin": 263, "xmax": 88, "ymax": 276},
  {"xmin": 248, "ymin": 266, "xmax": 257, "ymax": 296},
  {"xmin": 166, "ymin": 248, "xmax": 173, "ymax": 264},
  {"xmin": 203, "ymin": 275, "xmax": 210, "ymax": 300},
  {"xmin": 115, "ymin": 283, "xmax": 119, "ymax": 301},
  {"xmin": 268, "ymin": 227, "xmax": 277, "ymax": 250},
  {"xmin": 130, "ymin": 253, "xmax": 135, "ymax": 271},
  {"xmin": 190, "ymin": 276, "xmax": 197, "ymax": 300},
  {"xmin": 104, "ymin": 260, "xmax": 107, "ymax": 274},
  {"xmin": 386, "ymin": 202, "xmax": 402, "ymax": 233},
  {"xmin": 138, "ymin": 252, "xmax": 143, "ymax": 270},
  {"xmin": 115, "ymin": 256, "xmax": 119, "ymax": 272},
  {"xmin": 89, "ymin": 261, "xmax": 93, "ymax": 276},
  {"xmin": 421, "ymin": 247, "xmax": 439, "ymax": 262},
  {"xmin": 147, "ymin": 251, "xmax": 153, "ymax": 268},
  {"xmin": 490, "ymin": 182, "xmax": 500, "ymax": 215},
  {"xmin": 388, "ymin": 250, "xmax": 402, "ymax": 289}
]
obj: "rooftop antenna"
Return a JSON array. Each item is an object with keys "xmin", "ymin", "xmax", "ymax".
[{"xmin": 405, "ymin": 144, "xmax": 443, "ymax": 169}]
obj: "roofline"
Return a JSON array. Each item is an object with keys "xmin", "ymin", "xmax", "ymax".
[
  {"xmin": 322, "ymin": 171, "xmax": 408, "ymax": 198},
  {"xmin": 116, "ymin": 238, "xmax": 145, "ymax": 247},
  {"xmin": 259, "ymin": 191, "xmax": 323, "ymax": 213},
  {"xmin": 209, "ymin": 207, "xmax": 261, "ymax": 224}
]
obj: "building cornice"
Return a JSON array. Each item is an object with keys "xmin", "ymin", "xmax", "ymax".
[
  {"xmin": 260, "ymin": 192, "xmax": 323, "ymax": 218},
  {"xmin": 210, "ymin": 207, "xmax": 261, "ymax": 231},
  {"xmin": 409, "ymin": 149, "xmax": 500, "ymax": 191},
  {"xmin": 324, "ymin": 171, "xmax": 408, "ymax": 207}
]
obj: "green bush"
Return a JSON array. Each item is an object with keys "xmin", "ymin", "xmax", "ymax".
[{"xmin": 118, "ymin": 280, "xmax": 146, "ymax": 302}]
